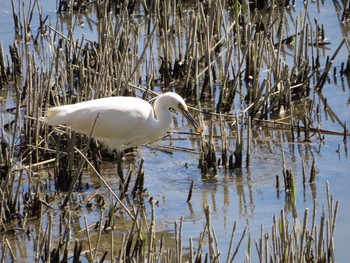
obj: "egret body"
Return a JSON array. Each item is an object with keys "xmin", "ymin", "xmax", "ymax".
[{"xmin": 46, "ymin": 92, "xmax": 199, "ymax": 150}]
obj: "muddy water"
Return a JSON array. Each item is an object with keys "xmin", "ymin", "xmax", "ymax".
[{"xmin": 0, "ymin": 1, "xmax": 349, "ymax": 262}]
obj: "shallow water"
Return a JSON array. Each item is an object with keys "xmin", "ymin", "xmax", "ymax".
[
  {"xmin": 0, "ymin": 1, "xmax": 349, "ymax": 262},
  {"xmin": 139, "ymin": 132, "xmax": 349, "ymax": 262}
]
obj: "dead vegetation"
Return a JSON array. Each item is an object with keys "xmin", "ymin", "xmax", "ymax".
[{"xmin": 0, "ymin": 0, "xmax": 349, "ymax": 262}]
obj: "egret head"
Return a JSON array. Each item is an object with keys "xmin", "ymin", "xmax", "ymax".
[{"xmin": 159, "ymin": 92, "xmax": 201, "ymax": 132}]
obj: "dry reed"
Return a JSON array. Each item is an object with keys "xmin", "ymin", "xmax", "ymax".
[{"xmin": 0, "ymin": 0, "xmax": 347, "ymax": 262}]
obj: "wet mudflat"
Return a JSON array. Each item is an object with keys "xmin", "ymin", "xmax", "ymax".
[{"xmin": 0, "ymin": 1, "xmax": 349, "ymax": 262}]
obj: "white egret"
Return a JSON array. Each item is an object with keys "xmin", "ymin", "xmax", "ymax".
[{"xmin": 45, "ymin": 92, "xmax": 200, "ymax": 151}]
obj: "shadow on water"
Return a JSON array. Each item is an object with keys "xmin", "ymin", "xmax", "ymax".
[{"xmin": 0, "ymin": 0, "xmax": 349, "ymax": 262}]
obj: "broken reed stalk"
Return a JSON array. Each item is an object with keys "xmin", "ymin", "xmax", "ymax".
[
  {"xmin": 233, "ymin": 113, "xmax": 243, "ymax": 169},
  {"xmin": 204, "ymin": 206, "xmax": 214, "ymax": 261},
  {"xmin": 148, "ymin": 201, "xmax": 156, "ymax": 263},
  {"xmin": 281, "ymin": 148, "xmax": 287, "ymax": 183},
  {"xmin": 84, "ymin": 216, "xmax": 93, "ymax": 261},
  {"xmin": 92, "ymin": 210, "xmax": 104, "ymax": 261},
  {"xmin": 186, "ymin": 181, "xmax": 195, "ymax": 202},
  {"xmin": 225, "ymin": 221, "xmax": 237, "ymax": 262},
  {"xmin": 315, "ymin": 38, "xmax": 345, "ymax": 91},
  {"xmin": 0, "ymin": 41, "xmax": 8, "ymax": 87},
  {"xmin": 309, "ymin": 157, "xmax": 317, "ymax": 183},
  {"xmin": 219, "ymin": 115, "xmax": 228, "ymax": 169},
  {"xmin": 246, "ymin": 116, "xmax": 251, "ymax": 167},
  {"xmin": 198, "ymin": 115, "xmax": 217, "ymax": 178},
  {"xmin": 343, "ymin": 122, "xmax": 348, "ymax": 142},
  {"xmin": 189, "ymin": 237, "xmax": 194, "ymax": 263},
  {"xmin": 174, "ymin": 217, "xmax": 184, "ymax": 263}
]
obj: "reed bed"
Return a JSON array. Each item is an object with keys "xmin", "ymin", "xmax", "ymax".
[{"xmin": 0, "ymin": 0, "xmax": 348, "ymax": 262}]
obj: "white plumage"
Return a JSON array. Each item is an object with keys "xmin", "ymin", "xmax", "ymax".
[{"xmin": 45, "ymin": 92, "xmax": 199, "ymax": 150}]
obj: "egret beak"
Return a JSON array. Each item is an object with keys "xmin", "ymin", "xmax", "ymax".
[{"xmin": 178, "ymin": 104, "xmax": 202, "ymax": 132}]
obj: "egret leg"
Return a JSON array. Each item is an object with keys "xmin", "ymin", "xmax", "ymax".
[
  {"xmin": 116, "ymin": 151, "xmax": 124, "ymax": 184},
  {"xmin": 90, "ymin": 140, "xmax": 103, "ymax": 174}
]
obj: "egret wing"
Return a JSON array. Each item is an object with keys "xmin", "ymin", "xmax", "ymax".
[{"xmin": 46, "ymin": 97, "xmax": 154, "ymax": 149}]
